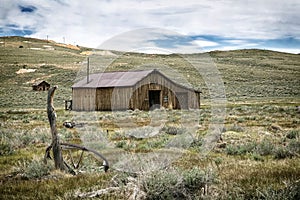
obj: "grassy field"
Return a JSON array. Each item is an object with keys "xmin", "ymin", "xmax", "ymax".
[{"xmin": 0, "ymin": 36, "xmax": 299, "ymax": 199}]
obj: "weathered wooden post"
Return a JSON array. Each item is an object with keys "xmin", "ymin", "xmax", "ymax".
[{"xmin": 47, "ymin": 86, "xmax": 65, "ymax": 170}]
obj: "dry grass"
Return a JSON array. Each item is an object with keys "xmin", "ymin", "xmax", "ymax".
[{"xmin": 0, "ymin": 36, "xmax": 299, "ymax": 199}]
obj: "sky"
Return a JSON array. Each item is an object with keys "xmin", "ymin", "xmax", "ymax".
[{"xmin": 0, "ymin": 0, "xmax": 299, "ymax": 54}]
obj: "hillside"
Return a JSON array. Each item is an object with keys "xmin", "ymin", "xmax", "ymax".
[
  {"xmin": 0, "ymin": 36, "xmax": 299, "ymax": 110},
  {"xmin": 0, "ymin": 36, "xmax": 299, "ymax": 199}
]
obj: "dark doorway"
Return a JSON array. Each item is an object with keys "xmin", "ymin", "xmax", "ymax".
[{"xmin": 149, "ymin": 90, "xmax": 161, "ymax": 110}]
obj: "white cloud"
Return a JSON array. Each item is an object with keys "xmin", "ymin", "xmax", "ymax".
[
  {"xmin": 193, "ymin": 40, "xmax": 219, "ymax": 47},
  {"xmin": 99, "ymin": 28, "xmax": 205, "ymax": 54},
  {"xmin": 0, "ymin": 0, "xmax": 299, "ymax": 53},
  {"xmin": 225, "ymin": 40, "xmax": 249, "ymax": 45}
]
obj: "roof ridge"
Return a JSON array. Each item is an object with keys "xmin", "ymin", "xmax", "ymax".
[
  {"xmin": 90, "ymin": 69, "xmax": 154, "ymax": 75},
  {"xmin": 74, "ymin": 69, "xmax": 156, "ymax": 88}
]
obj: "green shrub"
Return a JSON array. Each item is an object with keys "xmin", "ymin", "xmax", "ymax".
[
  {"xmin": 274, "ymin": 146, "xmax": 292, "ymax": 159},
  {"xmin": 286, "ymin": 130, "xmax": 299, "ymax": 139},
  {"xmin": 14, "ymin": 158, "xmax": 53, "ymax": 179},
  {"xmin": 0, "ymin": 140, "xmax": 14, "ymax": 155},
  {"xmin": 136, "ymin": 143, "xmax": 151, "ymax": 152},
  {"xmin": 214, "ymin": 157, "xmax": 223, "ymax": 166},
  {"xmin": 287, "ymin": 140, "xmax": 300, "ymax": 155},
  {"xmin": 142, "ymin": 167, "xmax": 214, "ymax": 200},
  {"xmin": 182, "ymin": 167, "xmax": 206, "ymax": 190},
  {"xmin": 142, "ymin": 170, "xmax": 181, "ymax": 200},
  {"xmin": 20, "ymin": 132, "xmax": 33, "ymax": 146},
  {"xmin": 22, "ymin": 119, "xmax": 30, "ymax": 123},
  {"xmin": 225, "ymin": 145, "xmax": 240, "ymax": 155},
  {"xmin": 225, "ymin": 139, "xmax": 277, "ymax": 157},
  {"xmin": 251, "ymin": 153, "xmax": 264, "ymax": 161},
  {"xmin": 255, "ymin": 138, "xmax": 275, "ymax": 156},
  {"xmin": 0, "ymin": 129, "xmax": 15, "ymax": 155},
  {"xmin": 115, "ymin": 140, "xmax": 127, "ymax": 148},
  {"xmin": 189, "ymin": 138, "xmax": 203, "ymax": 151},
  {"xmin": 225, "ymin": 142, "xmax": 256, "ymax": 155},
  {"xmin": 147, "ymin": 136, "xmax": 168, "ymax": 149},
  {"xmin": 23, "ymin": 159, "xmax": 53, "ymax": 179}
]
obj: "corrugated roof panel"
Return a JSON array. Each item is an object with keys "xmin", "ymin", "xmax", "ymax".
[{"xmin": 72, "ymin": 70, "xmax": 154, "ymax": 88}]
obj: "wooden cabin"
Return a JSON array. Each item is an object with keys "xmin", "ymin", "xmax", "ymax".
[
  {"xmin": 72, "ymin": 69, "xmax": 200, "ymax": 111},
  {"xmin": 32, "ymin": 81, "xmax": 50, "ymax": 91}
]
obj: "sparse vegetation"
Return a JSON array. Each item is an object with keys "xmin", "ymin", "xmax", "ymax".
[
  {"xmin": 17, "ymin": 158, "xmax": 53, "ymax": 179},
  {"xmin": 0, "ymin": 36, "xmax": 299, "ymax": 199},
  {"xmin": 141, "ymin": 167, "xmax": 214, "ymax": 200},
  {"xmin": 286, "ymin": 129, "xmax": 300, "ymax": 139}
]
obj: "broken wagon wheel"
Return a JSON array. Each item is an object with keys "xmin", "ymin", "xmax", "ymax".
[
  {"xmin": 64, "ymin": 147, "xmax": 84, "ymax": 169},
  {"xmin": 61, "ymin": 143, "xmax": 109, "ymax": 172},
  {"xmin": 44, "ymin": 142, "xmax": 109, "ymax": 173},
  {"xmin": 45, "ymin": 86, "xmax": 109, "ymax": 174}
]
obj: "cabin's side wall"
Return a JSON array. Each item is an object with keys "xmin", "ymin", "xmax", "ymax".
[
  {"xmin": 188, "ymin": 91, "xmax": 201, "ymax": 109},
  {"xmin": 72, "ymin": 88, "xmax": 96, "ymax": 111}
]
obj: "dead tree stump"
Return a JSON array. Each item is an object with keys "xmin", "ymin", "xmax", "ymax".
[{"xmin": 47, "ymin": 86, "xmax": 65, "ymax": 170}]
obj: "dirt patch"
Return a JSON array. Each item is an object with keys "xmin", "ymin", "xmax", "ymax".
[
  {"xmin": 16, "ymin": 69, "xmax": 36, "ymax": 74},
  {"xmin": 80, "ymin": 50, "xmax": 116, "ymax": 56},
  {"xmin": 54, "ymin": 43, "xmax": 80, "ymax": 50}
]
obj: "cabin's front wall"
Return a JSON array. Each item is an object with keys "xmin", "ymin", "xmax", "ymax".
[{"xmin": 130, "ymin": 72, "xmax": 200, "ymax": 110}]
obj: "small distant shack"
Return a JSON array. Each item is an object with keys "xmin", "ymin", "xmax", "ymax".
[
  {"xmin": 32, "ymin": 81, "xmax": 50, "ymax": 91},
  {"xmin": 72, "ymin": 69, "xmax": 201, "ymax": 111}
]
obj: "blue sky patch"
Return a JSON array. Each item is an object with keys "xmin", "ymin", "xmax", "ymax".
[
  {"xmin": 262, "ymin": 37, "xmax": 300, "ymax": 49},
  {"xmin": 149, "ymin": 35, "xmax": 194, "ymax": 49},
  {"xmin": 19, "ymin": 5, "xmax": 37, "ymax": 13},
  {"xmin": 147, "ymin": 34, "xmax": 300, "ymax": 53},
  {"xmin": 0, "ymin": 27, "xmax": 34, "ymax": 36}
]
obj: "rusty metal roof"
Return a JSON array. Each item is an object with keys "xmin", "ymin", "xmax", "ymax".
[{"xmin": 72, "ymin": 69, "xmax": 155, "ymax": 88}]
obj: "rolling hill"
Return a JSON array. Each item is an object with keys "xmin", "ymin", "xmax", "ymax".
[{"xmin": 0, "ymin": 36, "xmax": 299, "ymax": 110}]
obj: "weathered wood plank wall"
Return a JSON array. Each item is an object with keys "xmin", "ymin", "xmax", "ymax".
[{"xmin": 72, "ymin": 71, "xmax": 200, "ymax": 111}]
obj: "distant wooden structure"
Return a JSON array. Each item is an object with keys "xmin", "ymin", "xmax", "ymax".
[
  {"xmin": 65, "ymin": 100, "xmax": 72, "ymax": 110},
  {"xmin": 72, "ymin": 69, "xmax": 200, "ymax": 111},
  {"xmin": 32, "ymin": 81, "xmax": 50, "ymax": 91}
]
